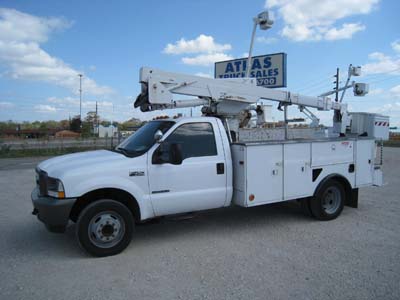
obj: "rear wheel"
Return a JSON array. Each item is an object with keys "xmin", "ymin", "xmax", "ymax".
[
  {"xmin": 310, "ymin": 180, "xmax": 345, "ymax": 221},
  {"xmin": 76, "ymin": 199, "xmax": 134, "ymax": 257}
]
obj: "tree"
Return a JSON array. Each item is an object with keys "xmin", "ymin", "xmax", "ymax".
[
  {"xmin": 70, "ymin": 116, "xmax": 81, "ymax": 132},
  {"xmin": 100, "ymin": 120, "xmax": 111, "ymax": 127},
  {"xmin": 85, "ymin": 111, "xmax": 98, "ymax": 124},
  {"xmin": 119, "ymin": 117, "xmax": 143, "ymax": 130},
  {"xmin": 59, "ymin": 119, "xmax": 70, "ymax": 129},
  {"xmin": 81, "ymin": 121, "xmax": 92, "ymax": 137}
]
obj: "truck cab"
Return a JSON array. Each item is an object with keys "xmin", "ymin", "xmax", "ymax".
[{"xmin": 32, "ymin": 117, "xmax": 232, "ymax": 256}]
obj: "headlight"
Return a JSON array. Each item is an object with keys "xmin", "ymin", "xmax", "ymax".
[{"xmin": 47, "ymin": 177, "xmax": 65, "ymax": 199}]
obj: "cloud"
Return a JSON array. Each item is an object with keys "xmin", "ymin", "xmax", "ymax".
[
  {"xmin": 265, "ymin": 0, "xmax": 379, "ymax": 41},
  {"xmin": 363, "ymin": 86, "xmax": 400, "ymax": 126},
  {"xmin": 163, "ymin": 34, "xmax": 231, "ymax": 54},
  {"xmin": 362, "ymin": 100, "xmax": 400, "ymax": 127},
  {"xmin": 195, "ymin": 72, "xmax": 212, "ymax": 78},
  {"xmin": 390, "ymin": 85, "xmax": 400, "ymax": 98},
  {"xmin": 368, "ymin": 101, "xmax": 400, "ymax": 115},
  {"xmin": 182, "ymin": 53, "xmax": 233, "ymax": 66},
  {"xmin": 256, "ymin": 36, "xmax": 278, "ymax": 44},
  {"xmin": 324, "ymin": 23, "xmax": 365, "ymax": 40},
  {"xmin": 0, "ymin": 8, "xmax": 113, "ymax": 96},
  {"xmin": 0, "ymin": 101, "xmax": 14, "ymax": 109},
  {"xmin": 163, "ymin": 34, "xmax": 233, "ymax": 67},
  {"xmin": 34, "ymin": 104, "xmax": 57, "ymax": 113},
  {"xmin": 368, "ymin": 88, "xmax": 385, "ymax": 96},
  {"xmin": 391, "ymin": 40, "xmax": 400, "ymax": 53},
  {"xmin": 0, "ymin": 8, "xmax": 72, "ymax": 43},
  {"xmin": 362, "ymin": 47, "xmax": 400, "ymax": 75},
  {"xmin": 47, "ymin": 96, "xmax": 113, "ymax": 109}
]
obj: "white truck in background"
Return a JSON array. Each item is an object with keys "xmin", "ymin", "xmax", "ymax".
[{"xmin": 31, "ymin": 66, "xmax": 388, "ymax": 257}]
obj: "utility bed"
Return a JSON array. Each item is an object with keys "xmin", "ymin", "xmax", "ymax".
[{"xmin": 231, "ymin": 137, "xmax": 383, "ymax": 207}]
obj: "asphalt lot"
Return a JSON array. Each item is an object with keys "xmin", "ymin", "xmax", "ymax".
[{"xmin": 0, "ymin": 148, "xmax": 399, "ymax": 300}]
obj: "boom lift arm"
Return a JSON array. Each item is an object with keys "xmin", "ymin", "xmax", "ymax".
[{"xmin": 134, "ymin": 67, "xmax": 361, "ymax": 134}]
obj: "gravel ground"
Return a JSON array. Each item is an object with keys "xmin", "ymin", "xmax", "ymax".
[{"xmin": 0, "ymin": 148, "xmax": 399, "ymax": 300}]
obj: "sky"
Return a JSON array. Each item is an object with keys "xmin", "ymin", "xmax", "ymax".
[{"xmin": 0, "ymin": 0, "xmax": 399, "ymax": 127}]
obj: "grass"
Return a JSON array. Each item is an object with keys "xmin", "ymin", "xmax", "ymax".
[{"xmin": 384, "ymin": 140, "xmax": 400, "ymax": 147}]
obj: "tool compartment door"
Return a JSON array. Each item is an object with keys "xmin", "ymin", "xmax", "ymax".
[
  {"xmin": 311, "ymin": 140, "xmax": 354, "ymax": 167},
  {"xmin": 231, "ymin": 145, "xmax": 246, "ymax": 206},
  {"xmin": 246, "ymin": 144, "xmax": 283, "ymax": 206},
  {"xmin": 284, "ymin": 143, "xmax": 312, "ymax": 199},
  {"xmin": 355, "ymin": 139, "xmax": 374, "ymax": 187}
]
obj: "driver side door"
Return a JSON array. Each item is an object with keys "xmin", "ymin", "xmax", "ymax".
[{"xmin": 147, "ymin": 121, "xmax": 227, "ymax": 216}]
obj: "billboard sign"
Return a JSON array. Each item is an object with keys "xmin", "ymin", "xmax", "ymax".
[{"xmin": 214, "ymin": 53, "xmax": 287, "ymax": 88}]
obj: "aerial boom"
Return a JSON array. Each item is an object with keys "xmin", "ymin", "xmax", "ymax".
[
  {"xmin": 134, "ymin": 67, "xmax": 350, "ymax": 133},
  {"xmin": 135, "ymin": 67, "xmax": 344, "ymax": 112}
]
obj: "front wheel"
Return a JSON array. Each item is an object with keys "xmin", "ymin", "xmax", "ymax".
[
  {"xmin": 310, "ymin": 180, "xmax": 345, "ymax": 221},
  {"xmin": 76, "ymin": 199, "xmax": 134, "ymax": 257}
]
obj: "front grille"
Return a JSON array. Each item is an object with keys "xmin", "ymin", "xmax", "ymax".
[{"xmin": 36, "ymin": 168, "xmax": 48, "ymax": 196}]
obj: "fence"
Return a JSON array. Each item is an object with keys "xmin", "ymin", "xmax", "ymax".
[{"xmin": 0, "ymin": 137, "xmax": 123, "ymax": 156}]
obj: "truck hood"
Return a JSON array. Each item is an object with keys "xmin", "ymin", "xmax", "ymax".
[{"xmin": 38, "ymin": 150, "xmax": 129, "ymax": 179}]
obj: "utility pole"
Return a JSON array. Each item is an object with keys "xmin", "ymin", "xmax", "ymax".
[
  {"xmin": 334, "ymin": 68, "xmax": 339, "ymax": 102},
  {"xmin": 78, "ymin": 74, "xmax": 83, "ymax": 131},
  {"xmin": 333, "ymin": 68, "xmax": 341, "ymax": 131},
  {"xmin": 111, "ymin": 103, "xmax": 114, "ymax": 148},
  {"xmin": 95, "ymin": 101, "xmax": 98, "ymax": 136}
]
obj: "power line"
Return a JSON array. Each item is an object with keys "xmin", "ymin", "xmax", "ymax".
[
  {"xmin": 290, "ymin": 70, "xmax": 334, "ymax": 90},
  {"xmin": 362, "ymin": 67, "xmax": 400, "ymax": 78},
  {"xmin": 292, "ymin": 75, "xmax": 334, "ymax": 92},
  {"xmin": 366, "ymin": 74, "xmax": 400, "ymax": 85}
]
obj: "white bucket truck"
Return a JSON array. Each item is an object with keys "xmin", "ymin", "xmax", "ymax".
[
  {"xmin": 31, "ymin": 66, "xmax": 388, "ymax": 256},
  {"xmin": 31, "ymin": 12, "xmax": 389, "ymax": 256}
]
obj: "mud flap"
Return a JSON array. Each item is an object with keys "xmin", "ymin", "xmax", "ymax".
[{"xmin": 345, "ymin": 188, "xmax": 359, "ymax": 208}]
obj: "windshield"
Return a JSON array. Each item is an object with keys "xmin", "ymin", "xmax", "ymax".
[{"xmin": 115, "ymin": 120, "xmax": 175, "ymax": 157}]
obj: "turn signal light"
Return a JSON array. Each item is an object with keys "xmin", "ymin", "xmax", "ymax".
[{"xmin": 249, "ymin": 194, "xmax": 255, "ymax": 201}]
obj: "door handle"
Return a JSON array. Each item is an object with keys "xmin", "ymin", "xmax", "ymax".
[{"xmin": 216, "ymin": 163, "xmax": 225, "ymax": 175}]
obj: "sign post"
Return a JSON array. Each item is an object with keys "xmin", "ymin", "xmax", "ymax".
[{"xmin": 214, "ymin": 53, "xmax": 287, "ymax": 88}]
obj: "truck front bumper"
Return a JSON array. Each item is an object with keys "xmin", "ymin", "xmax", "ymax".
[{"xmin": 31, "ymin": 187, "xmax": 76, "ymax": 231}]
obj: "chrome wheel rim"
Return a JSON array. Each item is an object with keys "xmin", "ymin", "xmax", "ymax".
[
  {"xmin": 322, "ymin": 186, "xmax": 341, "ymax": 214},
  {"xmin": 88, "ymin": 211, "xmax": 125, "ymax": 248}
]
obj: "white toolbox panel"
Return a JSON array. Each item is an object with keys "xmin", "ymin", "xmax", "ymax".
[
  {"xmin": 284, "ymin": 143, "xmax": 312, "ymax": 199},
  {"xmin": 245, "ymin": 145, "xmax": 283, "ymax": 206},
  {"xmin": 311, "ymin": 140, "xmax": 354, "ymax": 167},
  {"xmin": 355, "ymin": 139, "xmax": 374, "ymax": 186}
]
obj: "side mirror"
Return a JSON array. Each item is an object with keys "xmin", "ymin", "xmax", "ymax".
[
  {"xmin": 152, "ymin": 143, "xmax": 183, "ymax": 165},
  {"xmin": 154, "ymin": 130, "xmax": 163, "ymax": 143},
  {"xmin": 169, "ymin": 143, "xmax": 183, "ymax": 165}
]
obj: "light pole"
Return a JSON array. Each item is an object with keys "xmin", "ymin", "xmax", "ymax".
[
  {"xmin": 246, "ymin": 11, "xmax": 274, "ymax": 78},
  {"xmin": 78, "ymin": 74, "xmax": 83, "ymax": 130}
]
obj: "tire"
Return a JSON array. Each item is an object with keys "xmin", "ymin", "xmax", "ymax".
[
  {"xmin": 76, "ymin": 199, "xmax": 134, "ymax": 257},
  {"xmin": 310, "ymin": 179, "xmax": 345, "ymax": 221}
]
